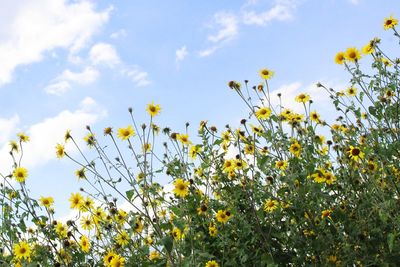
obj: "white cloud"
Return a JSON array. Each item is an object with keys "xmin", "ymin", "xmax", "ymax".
[
  {"xmin": 175, "ymin": 46, "xmax": 188, "ymax": 62},
  {"xmin": 122, "ymin": 67, "xmax": 151, "ymax": 87},
  {"xmin": 89, "ymin": 42, "xmax": 120, "ymax": 67},
  {"xmin": 59, "ymin": 67, "xmax": 99, "ymax": 85},
  {"xmin": 198, "ymin": 12, "xmax": 238, "ymax": 57},
  {"xmin": 44, "ymin": 81, "xmax": 71, "ymax": 95},
  {"xmin": 0, "ymin": 1, "xmax": 111, "ymax": 86},
  {"xmin": 242, "ymin": 0, "xmax": 297, "ymax": 26},
  {"xmin": 0, "ymin": 97, "xmax": 106, "ymax": 173},
  {"xmin": 349, "ymin": 0, "xmax": 360, "ymax": 5},
  {"xmin": 207, "ymin": 12, "xmax": 238, "ymax": 43},
  {"xmin": 45, "ymin": 67, "xmax": 99, "ymax": 95},
  {"xmin": 0, "ymin": 115, "xmax": 20, "ymax": 144},
  {"xmin": 110, "ymin": 29, "xmax": 127, "ymax": 39}
]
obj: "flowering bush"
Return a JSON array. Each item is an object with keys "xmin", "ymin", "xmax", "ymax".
[{"xmin": 1, "ymin": 16, "xmax": 400, "ymax": 266}]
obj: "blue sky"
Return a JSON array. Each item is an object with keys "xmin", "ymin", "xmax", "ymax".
[{"xmin": 1, "ymin": 0, "xmax": 399, "ymax": 217}]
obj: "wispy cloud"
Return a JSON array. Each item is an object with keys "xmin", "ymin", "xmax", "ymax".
[
  {"xmin": 198, "ymin": 12, "xmax": 238, "ymax": 57},
  {"xmin": 110, "ymin": 29, "xmax": 127, "ymax": 39},
  {"xmin": 0, "ymin": 1, "xmax": 111, "ymax": 87},
  {"xmin": 121, "ymin": 67, "xmax": 151, "ymax": 87},
  {"xmin": 89, "ymin": 43, "xmax": 121, "ymax": 67},
  {"xmin": 242, "ymin": 0, "xmax": 298, "ymax": 26},
  {"xmin": 175, "ymin": 46, "xmax": 188, "ymax": 63}
]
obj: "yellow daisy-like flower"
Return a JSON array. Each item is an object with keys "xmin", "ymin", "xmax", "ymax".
[
  {"xmin": 310, "ymin": 111, "xmax": 321, "ymax": 123},
  {"xmin": 263, "ymin": 199, "xmax": 279, "ymax": 213},
  {"xmin": 346, "ymin": 86, "xmax": 357, "ymax": 97},
  {"xmin": 173, "ymin": 178, "xmax": 190, "ymax": 198},
  {"xmin": 55, "ymin": 143, "xmax": 65, "ymax": 158},
  {"xmin": 39, "ymin": 196, "xmax": 54, "ymax": 208},
  {"xmin": 361, "ymin": 42, "xmax": 374, "ymax": 55},
  {"xmin": 324, "ymin": 172, "xmax": 336, "ymax": 185},
  {"xmin": 177, "ymin": 133, "xmax": 191, "ymax": 146},
  {"xmin": 223, "ymin": 159, "xmax": 235, "ymax": 173},
  {"xmin": 383, "ymin": 15, "xmax": 398, "ymax": 30},
  {"xmin": 55, "ymin": 222, "xmax": 68, "ymax": 238},
  {"xmin": 17, "ymin": 133, "xmax": 30, "ymax": 143},
  {"xmin": 117, "ymin": 125, "xmax": 135, "ymax": 140},
  {"xmin": 115, "ymin": 230, "xmax": 130, "ymax": 247},
  {"xmin": 13, "ymin": 241, "xmax": 31, "ymax": 261},
  {"xmin": 134, "ymin": 218, "xmax": 143, "ymax": 233},
  {"xmin": 312, "ymin": 170, "xmax": 326, "ymax": 183},
  {"xmin": 259, "ymin": 68, "xmax": 274, "ymax": 80},
  {"xmin": 347, "ymin": 146, "xmax": 364, "ymax": 162},
  {"xmin": 69, "ymin": 192, "xmax": 84, "ymax": 210},
  {"xmin": 255, "ymin": 107, "xmax": 272, "ymax": 120},
  {"xmin": 75, "ymin": 167, "xmax": 86, "ymax": 180},
  {"xmin": 244, "ymin": 144, "xmax": 254, "ymax": 155},
  {"xmin": 149, "ymin": 251, "xmax": 161, "ymax": 261},
  {"xmin": 103, "ymin": 251, "xmax": 117, "ymax": 267},
  {"xmin": 344, "ymin": 47, "xmax": 361, "ymax": 62},
  {"xmin": 9, "ymin": 140, "xmax": 19, "ymax": 152},
  {"xmin": 209, "ymin": 224, "xmax": 218, "ymax": 237},
  {"xmin": 334, "ymin": 51, "xmax": 345, "ymax": 65},
  {"xmin": 64, "ymin": 130, "xmax": 72, "ymax": 142},
  {"xmin": 80, "ymin": 235, "xmax": 90, "ymax": 253},
  {"xmin": 189, "ymin": 145, "xmax": 202, "ymax": 160},
  {"xmin": 142, "ymin": 142, "xmax": 151, "ymax": 153},
  {"xmin": 110, "ymin": 255, "xmax": 125, "ymax": 267},
  {"xmin": 321, "ymin": 209, "xmax": 332, "ymax": 219},
  {"xmin": 275, "ymin": 160, "xmax": 288, "ymax": 171},
  {"xmin": 80, "ymin": 196, "xmax": 94, "ymax": 212},
  {"xmin": 295, "ymin": 93, "xmax": 310, "ymax": 103},
  {"xmin": 205, "ymin": 260, "xmax": 220, "ymax": 267},
  {"xmin": 380, "ymin": 57, "xmax": 392, "ymax": 67},
  {"xmin": 171, "ymin": 227, "xmax": 183, "ymax": 241},
  {"xmin": 13, "ymin": 167, "xmax": 28, "ymax": 183},
  {"xmin": 216, "ymin": 210, "xmax": 232, "ymax": 224},
  {"xmin": 289, "ymin": 142, "xmax": 302, "ymax": 158},
  {"xmin": 80, "ymin": 215, "xmax": 94, "ymax": 231},
  {"xmin": 146, "ymin": 102, "xmax": 161, "ymax": 117}
]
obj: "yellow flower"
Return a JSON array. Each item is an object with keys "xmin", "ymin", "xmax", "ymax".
[
  {"xmin": 75, "ymin": 168, "xmax": 86, "ymax": 180},
  {"xmin": 209, "ymin": 224, "xmax": 218, "ymax": 237},
  {"xmin": 117, "ymin": 125, "xmax": 135, "ymax": 140},
  {"xmin": 259, "ymin": 68, "xmax": 274, "ymax": 80},
  {"xmin": 347, "ymin": 146, "xmax": 364, "ymax": 161},
  {"xmin": 321, "ymin": 209, "xmax": 332, "ymax": 219},
  {"xmin": 312, "ymin": 170, "xmax": 326, "ymax": 183},
  {"xmin": 255, "ymin": 107, "xmax": 272, "ymax": 120},
  {"xmin": 289, "ymin": 142, "xmax": 301, "ymax": 158},
  {"xmin": 173, "ymin": 178, "xmax": 190, "ymax": 198},
  {"xmin": 17, "ymin": 133, "xmax": 30, "ymax": 143},
  {"xmin": 244, "ymin": 144, "xmax": 254, "ymax": 155},
  {"xmin": 13, "ymin": 241, "xmax": 31, "ymax": 261},
  {"xmin": 205, "ymin": 260, "xmax": 220, "ymax": 267},
  {"xmin": 346, "ymin": 86, "xmax": 357, "ymax": 97},
  {"xmin": 80, "ymin": 196, "xmax": 94, "ymax": 212},
  {"xmin": 103, "ymin": 251, "xmax": 117, "ymax": 267},
  {"xmin": 380, "ymin": 57, "xmax": 392, "ymax": 67},
  {"xmin": 142, "ymin": 142, "xmax": 151, "ymax": 153},
  {"xmin": 189, "ymin": 145, "xmax": 202, "ymax": 160},
  {"xmin": 146, "ymin": 102, "xmax": 161, "ymax": 117},
  {"xmin": 149, "ymin": 251, "xmax": 160, "ymax": 261},
  {"xmin": 324, "ymin": 172, "xmax": 336, "ymax": 185},
  {"xmin": 83, "ymin": 133, "xmax": 96, "ymax": 147},
  {"xmin": 69, "ymin": 192, "xmax": 84, "ymax": 210},
  {"xmin": 295, "ymin": 93, "xmax": 310, "ymax": 103},
  {"xmin": 263, "ymin": 199, "xmax": 279, "ymax": 213},
  {"xmin": 55, "ymin": 222, "xmax": 68, "ymax": 238},
  {"xmin": 361, "ymin": 42, "xmax": 374, "ymax": 55},
  {"xmin": 55, "ymin": 143, "xmax": 65, "ymax": 158},
  {"xmin": 310, "ymin": 111, "xmax": 321, "ymax": 123},
  {"xmin": 177, "ymin": 133, "xmax": 191, "ymax": 145},
  {"xmin": 383, "ymin": 15, "xmax": 398, "ymax": 30},
  {"xmin": 80, "ymin": 235, "xmax": 90, "ymax": 253},
  {"xmin": 115, "ymin": 231, "xmax": 130, "ymax": 247},
  {"xmin": 216, "ymin": 210, "xmax": 232, "ymax": 224},
  {"xmin": 39, "ymin": 196, "xmax": 54, "ymax": 208},
  {"xmin": 110, "ymin": 255, "xmax": 125, "ymax": 267},
  {"xmin": 334, "ymin": 51, "xmax": 345, "ymax": 65},
  {"xmin": 344, "ymin": 47, "xmax": 361, "ymax": 62},
  {"xmin": 134, "ymin": 218, "xmax": 143, "ymax": 233},
  {"xmin": 13, "ymin": 167, "xmax": 28, "ymax": 183},
  {"xmin": 80, "ymin": 215, "xmax": 94, "ymax": 230},
  {"xmin": 223, "ymin": 159, "xmax": 235, "ymax": 173},
  {"xmin": 275, "ymin": 160, "xmax": 288, "ymax": 171},
  {"xmin": 64, "ymin": 130, "xmax": 72, "ymax": 142},
  {"xmin": 171, "ymin": 227, "xmax": 183, "ymax": 241},
  {"xmin": 9, "ymin": 140, "xmax": 19, "ymax": 152}
]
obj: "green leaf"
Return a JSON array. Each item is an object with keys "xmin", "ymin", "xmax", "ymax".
[
  {"xmin": 388, "ymin": 233, "xmax": 395, "ymax": 253},
  {"xmin": 126, "ymin": 189, "xmax": 135, "ymax": 200},
  {"xmin": 161, "ymin": 236, "xmax": 173, "ymax": 253}
]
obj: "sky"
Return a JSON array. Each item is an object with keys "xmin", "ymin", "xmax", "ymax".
[{"xmin": 0, "ymin": 0, "xmax": 399, "ymax": 218}]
